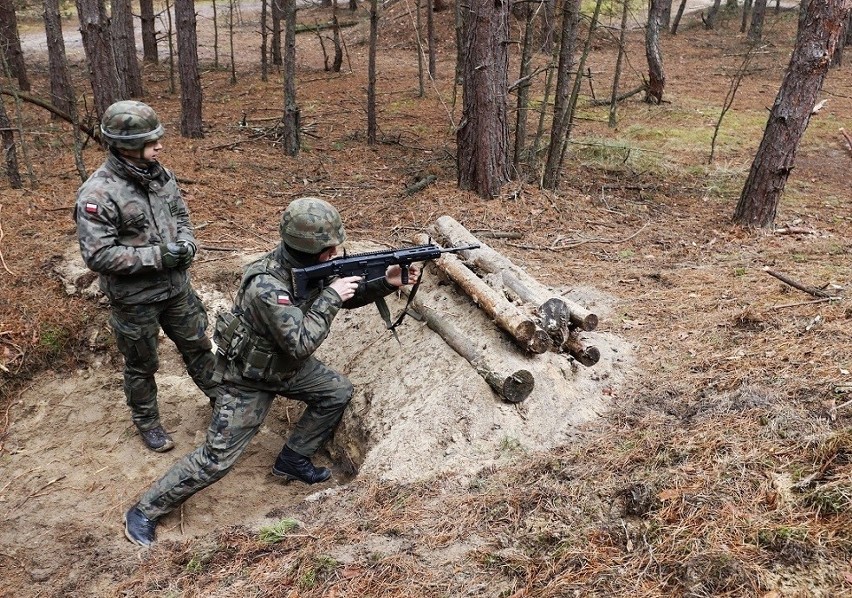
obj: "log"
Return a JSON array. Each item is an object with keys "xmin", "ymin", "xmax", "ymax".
[
  {"xmin": 432, "ymin": 216, "xmax": 598, "ymax": 331},
  {"xmin": 561, "ymin": 335, "xmax": 601, "ymax": 367},
  {"xmin": 403, "ymin": 292, "xmax": 535, "ymax": 403},
  {"xmin": 414, "ymin": 233, "xmax": 551, "ymax": 354}
]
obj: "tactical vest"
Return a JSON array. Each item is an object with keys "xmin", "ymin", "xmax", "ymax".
[{"xmin": 212, "ymin": 255, "xmax": 317, "ymax": 384}]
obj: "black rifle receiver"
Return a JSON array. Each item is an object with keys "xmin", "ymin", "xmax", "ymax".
[{"xmin": 291, "ymin": 243, "xmax": 479, "ymax": 300}]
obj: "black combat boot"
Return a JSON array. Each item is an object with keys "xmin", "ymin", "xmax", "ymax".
[
  {"xmin": 137, "ymin": 424, "xmax": 175, "ymax": 453},
  {"xmin": 272, "ymin": 446, "xmax": 332, "ymax": 484},
  {"xmin": 124, "ymin": 505, "xmax": 157, "ymax": 547}
]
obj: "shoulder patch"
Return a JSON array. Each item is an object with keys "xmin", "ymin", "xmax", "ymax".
[
  {"xmin": 277, "ymin": 293, "xmax": 292, "ymax": 305},
  {"xmin": 84, "ymin": 202, "xmax": 99, "ymax": 214}
]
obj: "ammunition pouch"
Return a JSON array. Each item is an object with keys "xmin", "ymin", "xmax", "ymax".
[{"xmin": 212, "ymin": 311, "xmax": 297, "ymax": 383}]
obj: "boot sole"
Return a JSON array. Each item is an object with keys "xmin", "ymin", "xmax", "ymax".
[{"xmin": 271, "ymin": 467, "xmax": 331, "ymax": 484}]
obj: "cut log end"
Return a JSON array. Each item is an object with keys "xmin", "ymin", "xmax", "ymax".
[
  {"xmin": 485, "ymin": 369, "xmax": 535, "ymax": 403},
  {"xmin": 577, "ymin": 313, "xmax": 599, "ymax": 332},
  {"xmin": 571, "ymin": 345, "xmax": 601, "ymax": 367}
]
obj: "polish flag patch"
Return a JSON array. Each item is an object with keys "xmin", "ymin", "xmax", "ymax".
[
  {"xmin": 277, "ymin": 293, "xmax": 291, "ymax": 305},
  {"xmin": 85, "ymin": 202, "xmax": 98, "ymax": 214}
]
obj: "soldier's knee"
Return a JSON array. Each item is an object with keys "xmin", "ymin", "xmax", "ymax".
[
  {"xmin": 127, "ymin": 356, "xmax": 159, "ymax": 377},
  {"xmin": 335, "ymin": 376, "xmax": 354, "ymax": 405}
]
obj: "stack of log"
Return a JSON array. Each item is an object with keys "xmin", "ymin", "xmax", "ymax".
[{"xmin": 405, "ymin": 216, "xmax": 601, "ymax": 404}]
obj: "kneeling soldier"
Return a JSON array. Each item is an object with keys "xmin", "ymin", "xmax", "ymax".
[{"xmin": 124, "ymin": 197, "xmax": 419, "ymax": 546}]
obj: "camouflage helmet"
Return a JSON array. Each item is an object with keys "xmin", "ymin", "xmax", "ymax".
[
  {"xmin": 279, "ymin": 197, "xmax": 346, "ymax": 254},
  {"xmin": 100, "ymin": 100, "xmax": 165, "ymax": 150}
]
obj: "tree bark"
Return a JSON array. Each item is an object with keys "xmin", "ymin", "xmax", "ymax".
[
  {"xmin": 140, "ymin": 0, "xmax": 159, "ymax": 63},
  {"xmin": 406, "ymin": 294, "xmax": 535, "ymax": 403},
  {"xmin": 0, "ymin": 0, "xmax": 30, "ymax": 91},
  {"xmin": 541, "ymin": 0, "xmax": 580, "ymax": 189},
  {"xmin": 734, "ymin": 0, "xmax": 851, "ymax": 228},
  {"xmin": 456, "ymin": 0, "xmax": 511, "ymax": 197},
  {"xmin": 281, "ymin": 0, "xmax": 300, "ymax": 155},
  {"xmin": 748, "ymin": 0, "xmax": 768, "ymax": 42},
  {"xmin": 111, "ymin": 0, "xmax": 143, "ymax": 97},
  {"xmin": 272, "ymin": 0, "xmax": 282, "ymax": 66},
  {"xmin": 512, "ymin": 1, "xmax": 536, "ymax": 169},
  {"xmin": 645, "ymin": 0, "xmax": 666, "ymax": 103},
  {"xmin": 42, "ymin": 0, "xmax": 76, "ymax": 117},
  {"xmin": 261, "ymin": 0, "xmax": 269, "ymax": 81},
  {"xmin": 427, "ymin": 0, "xmax": 436, "ymax": 77},
  {"xmin": 741, "ymin": 0, "xmax": 753, "ymax": 33},
  {"xmin": 704, "ymin": 0, "xmax": 723, "ymax": 28},
  {"xmin": 175, "ymin": 0, "xmax": 204, "ymax": 137},
  {"xmin": 671, "ymin": 0, "xmax": 688, "ymax": 33},
  {"xmin": 367, "ymin": 0, "xmax": 378, "ymax": 144},
  {"xmin": 76, "ymin": 0, "xmax": 122, "ymax": 116},
  {"xmin": 0, "ymin": 98, "xmax": 21, "ymax": 188}
]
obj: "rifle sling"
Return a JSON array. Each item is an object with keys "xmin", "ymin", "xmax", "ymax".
[{"xmin": 375, "ymin": 260, "xmax": 429, "ymax": 343}]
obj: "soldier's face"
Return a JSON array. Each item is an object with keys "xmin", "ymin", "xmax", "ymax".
[
  {"xmin": 318, "ymin": 246, "xmax": 338, "ymax": 262},
  {"xmin": 142, "ymin": 139, "xmax": 163, "ymax": 162}
]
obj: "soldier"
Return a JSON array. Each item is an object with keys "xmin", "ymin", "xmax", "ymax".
[
  {"xmin": 123, "ymin": 197, "xmax": 420, "ymax": 546},
  {"xmin": 75, "ymin": 100, "xmax": 219, "ymax": 453}
]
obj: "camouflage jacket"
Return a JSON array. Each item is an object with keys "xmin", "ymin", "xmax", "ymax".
[
  {"xmin": 215, "ymin": 244, "xmax": 397, "ymax": 387},
  {"xmin": 74, "ymin": 152, "xmax": 197, "ymax": 305}
]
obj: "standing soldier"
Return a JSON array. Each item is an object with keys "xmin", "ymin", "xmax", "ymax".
[
  {"xmin": 75, "ymin": 100, "xmax": 219, "ymax": 453},
  {"xmin": 123, "ymin": 197, "xmax": 420, "ymax": 546}
]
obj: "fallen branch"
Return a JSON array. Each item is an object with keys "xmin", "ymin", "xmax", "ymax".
[
  {"xmin": 404, "ymin": 174, "xmax": 437, "ymax": 196},
  {"xmin": 768, "ymin": 297, "xmax": 834, "ymax": 310},
  {"xmin": 0, "ymin": 88, "xmax": 96, "ymax": 141},
  {"xmin": 763, "ymin": 267, "xmax": 839, "ymax": 300},
  {"xmin": 775, "ymin": 226, "xmax": 816, "ymax": 235}
]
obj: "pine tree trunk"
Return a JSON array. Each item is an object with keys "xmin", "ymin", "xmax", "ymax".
[
  {"xmin": 456, "ymin": 0, "xmax": 510, "ymax": 198},
  {"xmin": 734, "ymin": 0, "xmax": 851, "ymax": 228},
  {"xmin": 42, "ymin": 0, "xmax": 75, "ymax": 117},
  {"xmin": 281, "ymin": 0, "xmax": 300, "ymax": 155},
  {"xmin": 76, "ymin": 0, "xmax": 122, "ymax": 116},
  {"xmin": 645, "ymin": 0, "xmax": 666, "ymax": 103},
  {"xmin": 748, "ymin": 0, "xmax": 768, "ymax": 42},
  {"xmin": 175, "ymin": 0, "xmax": 204, "ymax": 137},
  {"xmin": 261, "ymin": 0, "xmax": 269, "ymax": 81},
  {"xmin": 272, "ymin": 0, "xmax": 282, "ymax": 66},
  {"xmin": 367, "ymin": 0, "xmax": 378, "ymax": 144},
  {"xmin": 140, "ymin": 0, "xmax": 159, "ymax": 63},
  {"xmin": 542, "ymin": 0, "xmax": 580, "ymax": 190},
  {"xmin": 0, "ymin": 0, "xmax": 30, "ymax": 91},
  {"xmin": 0, "ymin": 98, "xmax": 22, "ymax": 188},
  {"xmin": 111, "ymin": 0, "xmax": 143, "ymax": 97},
  {"xmin": 427, "ymin": 0, "xmax": 435, "ymax": 77},
  {"xmin": 512, "ymin": 4, "xmax": 535, "ymax": 169}
]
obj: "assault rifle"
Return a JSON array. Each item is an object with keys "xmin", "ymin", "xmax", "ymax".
[{"xmin": 291, "ymin": 242, "xmax": 479, "ymax": 300}]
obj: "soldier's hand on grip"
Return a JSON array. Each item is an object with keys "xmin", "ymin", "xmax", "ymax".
[
  {"xmin": 329, "ymin": 276, "xmax": 362, "ymax": 301},
  {"xmin": 385, "ymin": 264, "xmax": 421, "ymax": 287}
]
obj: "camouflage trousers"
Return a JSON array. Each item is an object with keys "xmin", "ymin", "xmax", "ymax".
[
  {"xmin": 109, "ymin": 285, "xmax": 217, "ymax": 431},
  {"xmin": 136, "ymin": 356, "xmax": 353, "ymax": 520}
]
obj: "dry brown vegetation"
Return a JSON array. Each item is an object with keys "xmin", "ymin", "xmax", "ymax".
[{"xmin": 1, "ymin": 1, "xmax": 852, "ymax": 597}]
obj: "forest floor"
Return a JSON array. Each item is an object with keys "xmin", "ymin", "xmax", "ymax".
[{"xmin": 1, "ymin": 2, "xmax": 851, "ymax": 597}]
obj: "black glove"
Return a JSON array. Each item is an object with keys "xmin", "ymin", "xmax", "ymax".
[
  {"xmin": 159, "ymin": 242, "xmax": 188, "ymax": 269},
  {"xmin": 175, "ymin": 240, "xmax": 196, "ymax": 269}
]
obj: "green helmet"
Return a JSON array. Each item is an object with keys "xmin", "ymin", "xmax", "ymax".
[
  {"xmin": 100, "ymin": 100, "xmax": 165, "ymax": 150},
  {"xmin": 279, "ymin": 197, "xmax": 346, "ymax": 254}
]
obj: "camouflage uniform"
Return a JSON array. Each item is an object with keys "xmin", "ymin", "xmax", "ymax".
[
  {"xmin": 135, "ymin": 242, "xmax": 396, "ymax": 519},
  {"xmin": 75, "ymin": 116, "xmax": 217, "ymax": 434}
]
